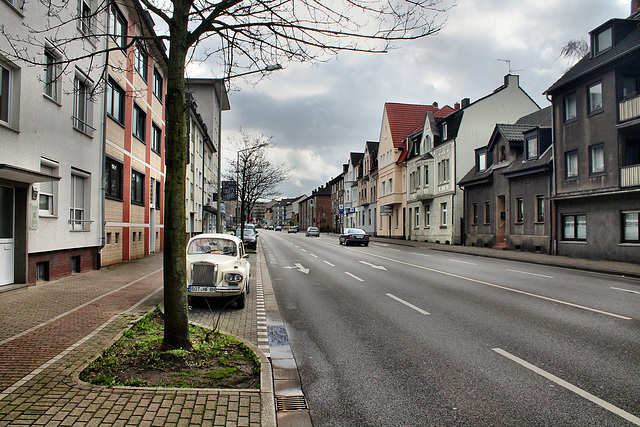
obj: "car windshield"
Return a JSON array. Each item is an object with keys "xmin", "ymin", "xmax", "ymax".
[
  {"xmin": 236, "ymin": 229, "xmax": 256, "ymax": 237},
  {"xmin": 187, "ymin": 238, "xmax": 237, "ymax": 256},
  {"xmin": 347, "ymin": 229, "xmax": 365, "ymax": 235},
  {"xmin": 308, "ymin": 227, "xmax": 318, "ymax": 231}
]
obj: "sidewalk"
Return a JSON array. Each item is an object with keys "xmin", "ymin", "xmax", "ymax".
[
  {"xmin": 370, "ymin": 236, "xmax": 640, "ymax": 278},
  {"xmin": 0, "ymin": 252, "xmax": 275, "ymax": 427}
]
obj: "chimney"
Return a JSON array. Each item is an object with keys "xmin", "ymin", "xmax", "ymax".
[
  {"xmin": 461, "ymin": 98, "xmax": 470, "ymax": 108},
  {"xmin": 504, "ymin": 74, "xmax": 519, "ymax": 87},
  {"xmin": 432, "ymin": 101, "xmax": 438, "ymax": 108},
  {"xmin": 454, "ymin": 102, "xmax": 460, "ymax": 110}
]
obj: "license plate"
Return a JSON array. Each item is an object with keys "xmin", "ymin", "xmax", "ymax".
[{"xmin": 189, "ymin": 286, "xmax": 216, "ymax": 293}]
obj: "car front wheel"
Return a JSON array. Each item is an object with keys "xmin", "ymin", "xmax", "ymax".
[{"xmin": 236, "ymin": 289, "xmax": 246, "ymax": 309}]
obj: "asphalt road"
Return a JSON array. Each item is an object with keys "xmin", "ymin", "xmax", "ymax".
[{"xmin": 260, "ymin": 230, "xmax": 640, "ymax": 426}]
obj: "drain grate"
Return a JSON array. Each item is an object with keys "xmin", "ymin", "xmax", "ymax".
[{"xmin": 276, "ymin": 395, "xmax": 308, "ymax": 411}]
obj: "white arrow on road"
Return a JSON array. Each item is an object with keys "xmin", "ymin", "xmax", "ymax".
[
  {"xmin": 284, "ymin": 263, "xmax": 310, "ymax": 274},
  {"xmin": 359, "ymin": 261, "xmax": 387, "ymax": 271}
]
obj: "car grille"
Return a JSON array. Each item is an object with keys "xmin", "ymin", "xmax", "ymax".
[{"xmin": 192, "ymin": 263, "xmax": 216, "ymax": 286}]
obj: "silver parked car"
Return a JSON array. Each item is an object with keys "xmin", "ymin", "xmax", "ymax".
[
  {"xmin": 305, "ymin": 227, "xmax": 320, "ymax": 237},
  {"xmin": 186, "ymin": 233, "xmax": 251, "ymax": 308}
]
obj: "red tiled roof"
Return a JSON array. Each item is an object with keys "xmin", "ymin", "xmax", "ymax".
[
  {"xmin": 385, "ymin": 103, "xmax": 437, "ymax": 149},
  {"xmin": 434, "ymin": 105, "xmax": 456, "ymax": 118}
]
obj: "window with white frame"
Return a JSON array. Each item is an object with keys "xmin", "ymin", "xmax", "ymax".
[
  {"xmin": 416, "ymin": 166, "xmax": 421, "ymax": 188},
  {"xmin": 484, "ymin": 202, "xmax": 490, "ymax": 224},
  {"xmin": 565, "ymin": 151, "xmax": 578, "ymax": 178},
  {"xmin": 425, "ymin": 205, "xmax": 430, "ymax": 227},
  {"xmin": 73, "ymin": 76, "xmax": 93, "ymax": 135},
  {"xmin": 588, "ymin": 82, "xmax": 603, "ymax": 113},
  {"xmin": 70, "ymin": 171, "xmax": 89, "ymax": 230},
  {"xmin": 477, "ymin": 152, "xmax": 486, "ymax": 171},
  {"xmin": 134, "ymin": 42, "xmax": 148, "ymax": 80},
  {"xmin": 153, "ymin": 68, "xmax": 163, "ymax": 100},
  {"xmin": 389, "ymin": 178, "xmax": 393, "ymax": 193},
  {"xmin": 535, "ymin": 195, "xmax": 545, "ymax": 223},
  {"xmin": 39, "ymin": 160, "xmax": 59, "ymax": 216},
  {"xmin": 590, "ymin": 144, "xmax": 604, "ymax": 174},
  {"xmin": 441, "ymin": 202, "xmax": 447, "ymax": 226},
  {"xmin": 108, "ymin": 3, "xmax": 127, "ymax": 48},
  {"xmin": 106, "ymin": 77, "xmax": 124, "ymax": 123},
  {"xmin": 133, "ymin": 104, "xmax": 146, "ymax": 142},
  {"xmin": 622, "ymin": 211, "xmax": 639, "ymax": 243},
  {"xmin": 0, "ymin": 61, "xmax": 16, "ymax": 126},
  {"xmin": 564, "ymin": 92, "xmax": 577, "ymax": 122},
  {"xmin": 526, "ymin": 136, "xmax": 538, "ymax": 160},
  {"xmin": 594, "ymin": 27, "xmax": 612, "ymax": 56},
  {"xmin": 516, "ymin": 197, "xmax": 524, "ymax": 223},
  {"xmin": 438, "ymin": 159, "xmax": 450, "ymax": 184},
  {"xmin": 414, "ymin": 207, "xmax": 420, "ymax": 228},
  {"xmin": 562, "ymin": 214, "xmax": 586, "ymax": 241},
  {"xmin": 424, "ymin": 165, "xmax": 429, "ymax": 187},
  {"xmin": 44, "ymin": 49, "xmax": 61, "ymax": 102},
  {"xmin": 78, "ymin": 0, "xmax": 93, "ymax": 35},
  {"xmin": 152, "ymin": 122, "xmax": 161, "ymax": 154},
  {"xmin": 131, "ymin": 169, "xmax": 145, "ymax": 205},
  {"xmin": 472, "ymin": 203, "xmax": 478, "ymax": 225}
]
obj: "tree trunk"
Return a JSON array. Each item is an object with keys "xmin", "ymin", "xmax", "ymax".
[{"xmin": 162, "ymin": 2, "xmax": 191, "ymax": 350}]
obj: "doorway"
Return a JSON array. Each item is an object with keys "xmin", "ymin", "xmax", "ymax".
[
  {"xmin": 0, "ymin": 186, "xmax": 15, "ymax": 286},
  {"xmin": 496, "ymin": 194, "xmax": 506, "ymax": 243}
]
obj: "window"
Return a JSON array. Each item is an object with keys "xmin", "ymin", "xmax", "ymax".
[
  {"xmin": 526, "ymin": 137, "xmax": 538, "ymax": 160},
  {"xmin": 484, "ymin": 202, "xmax": 490, "ymax": 224},
  {"xmin": 106, "ymin": 78, "xmax": 124, "ymax": 123},
  {"xmin": 414, "ymin": 207, "xmax": 420, "ymax": 228},
  {"xmin": 441, "ymin": 202, "xmax": 447, "ymax": 226},
  {"xmin": 562, "ymin": 214, "xmax": 586, "ymax": 241},
  {"xmin": 416, "ymin": 166, "xmax": 421, "ymax": 188},
  {"xmin": 44, "ymin": 49, "xmax": 61, "ymax": 102},
  {"xmin": 566, "ymin": 151, "xmax": 578, "ymax": 178},
  {"xmin": 594, "ymin": 27, "xmax": 612, "ymax": 56},
  {"xmin": 472, "ymin": 203, "xmax": 478, "ymax": 225},
  {"xmin": 622, "ymin": 211, "xmax": 639, "ymax": 243},
  {"xmin": 108, "ymin": 3, "xmax": 127, "ymax": 48},
  {"xmin": 73, "ymin": 76, "xmax": 93, "ymax": 135},
  {"xmin": 535, "ymin": 195, "xmax": 545, "ymax": 223},
  {"xmin": 623, "ymin": 76, "xmax": 637, "ymax": 98},
  {"xmin": 424, "ymin": 165, "xmax": 429, "ymax": 186},
  {"xmin": 131, "ymin": 169, "xmax": 145, "ymax": 205},
  {"xmin": 78, "ymin": 0, "xmax": 93, "ymax": 35},
  {"xmin": 153, "ymin": 68, "xmax": 163, "ymax": 100},
  {"xmin": 389, "ymin": 178, "xmax": 393, "ymax": 193},
  {"xmin": 590, "ymin": 144, "xmax": 604, "ymax": 174},
  {"xmin": 588, "ymin": 82, "xmax": 603, "ymax": 113},
  {"xmin": 515, "ymin": 197, "xmax": 524, "ymax": 223},
  {"xmin": 152, "ymin": 122, "xmax": 162, "ymax": 154},
  {"xmin": 0, "ymin": 62, "xmax": 13, "ymax": 125},
  {"xmin": 39, "ymin": 161, "xmax": 58, "ymax": 216},
  {"xmin": 70, "ymin": 171, "xmax": 89, "ymax": 230},
  {"xmin": 442, "ymin": 122, "xmax": 448, "ymax": 140},
  {"xmin": 477, "ymin": 152, "xmax": 486, "ymax": 171},
  {"xmin": 134, "ymin": 42, "xmax": 148, "ymax": 80},
  {"xmin": 133, "ymin": 104, "xmax": 146, "ymax": 142},
  {"xmin": 564, "ymin": 92, "xmax": 577, "ymax": 122},
  {"xmin": 438, "ymin": 159, "xmax": 450, "ymax": 184},
  {"xmin": 105, "ymin": 157, "xmax": 123, "ymax": 200},
  {"xmin": 425, "ymin": 205, "xmax": 430, "ymax": 227}
]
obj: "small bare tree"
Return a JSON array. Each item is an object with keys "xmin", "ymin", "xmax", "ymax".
[
  {"xmin": 559, "ymin": 38, "xmax": 589, "ymax": 66},
  {"xmin": 2, "ymin": 0, "xmax": 450, "ymax": 349}
]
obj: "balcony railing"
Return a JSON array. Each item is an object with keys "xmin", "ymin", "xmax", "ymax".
[
  {"xmin": 619, "ymin": 94, "xmax": 640, "ymax": 122},
  {"xmin": 621, "ymin": 164, "xmax": 640, "ymax": 188}
]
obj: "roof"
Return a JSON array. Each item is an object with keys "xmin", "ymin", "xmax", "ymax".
[
  {"xmin": 349, "ymin": 152, "xmax": 364, "ymax": 166},
  {"xmin": 502, "ymin": 147, "xmax": 553, "ymax": 177},
  {"xmin": 495, "ymin": 124, "xmax": 537, "ymax": 143},
  {"xmin": 515, "ymin": 106, "xmax": 552, "ymax": 126},
  {"xmin": 385, "ymin": 103, "xmax": 439, "ymax": 149},
  {"xmin": 458, "ymin": 164, "xmax": 493, "ymax": 187},
  {"xmin": 546, "ymin": 18, "xmax": 640, "ymax": 94}
]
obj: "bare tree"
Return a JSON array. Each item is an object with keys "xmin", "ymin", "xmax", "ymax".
[
  {"xmin": 224, "ymin": 131, "xmax": 289, "ymax": 238},
  {"xmin": 2, "ymin": 0, "xmax": 450, "ymax": 349},
  {"xmin": 559, "ymin": 38, "xmax": 589, "ymax": 66}
]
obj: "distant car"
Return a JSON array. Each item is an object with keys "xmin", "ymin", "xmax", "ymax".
[
  {"xmin": 339, "ymin": 228, "xmax": 370, "ymax": 246},
  {"xmin": 186, "ymin": 233, "xmax": 250, "ymax": 308},
  {"xmin": 235, "ymin": 228, "xmax": 257, "ymax": 249},
  {"xmin": 275, "ymin": 225, "xmax": 282, "ymax": 231},
  {"xmin": 288, "ymin": 226, "xmax": 299, "ymax": 233},
  {"xmin": 305, "ymin": 227, "xmax": 319, "ymax": 237}
]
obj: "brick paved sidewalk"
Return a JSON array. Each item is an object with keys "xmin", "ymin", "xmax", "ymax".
[{"xmin": 0, "ymin": 253, "xmax": 274, "ymax": 427}]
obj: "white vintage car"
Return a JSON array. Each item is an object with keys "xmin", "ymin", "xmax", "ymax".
[{"xmin": 186, "ymin": 233, "xmax": 251, "ymax": 308}]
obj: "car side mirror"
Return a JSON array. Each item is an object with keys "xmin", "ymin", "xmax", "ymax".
[{"xmin": 242, "ymin": 254, "xmax": 249, "ymax": 259}]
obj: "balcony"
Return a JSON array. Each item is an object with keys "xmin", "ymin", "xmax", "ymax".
[
  {"xmin": 621, "ymin": 164, "xmax": 640, "ymax": 188},
  {"xmin": 408, "ymin": 186, "xmax": 434, "ymax": 202},
  {"xmin": 619, "ymin": 94, "xmax": 640, "ymax": 122}
]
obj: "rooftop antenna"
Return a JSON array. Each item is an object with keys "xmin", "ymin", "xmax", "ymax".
[{"xmin": 498, "ymin": 59, "xmax": 524, "ymax": 74}]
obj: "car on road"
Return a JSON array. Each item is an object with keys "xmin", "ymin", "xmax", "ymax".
[
  {"xmin": 339, "ymin": 228, "xmax": 370, "ymax": 246},
  {"xmin": 288, "ymin": 226, "xmax": 299, "ymax": 233},
  {"xmin": 186, "ymin": 233, "xmax": 251, "ymax": 308},
  {"xmin": 275, "ymin": 225, "xmax": 282, "ymax": 231},
  {"xmin": 305, "ymin": 227, "xmax": 320, "ymax": 237},
  {"xmin": 235, "ymin": 228, "xmax": 257, "ymax": 249}
]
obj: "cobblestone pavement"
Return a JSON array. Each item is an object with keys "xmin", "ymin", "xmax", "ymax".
[{"xmin": 0, "ymin": 253, "xmax": 275, "ymax": 427}]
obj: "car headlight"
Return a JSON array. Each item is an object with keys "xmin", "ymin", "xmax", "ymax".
[{"xmin": 224, "ymin": 273, "xmax": 243, "ymax": 283}]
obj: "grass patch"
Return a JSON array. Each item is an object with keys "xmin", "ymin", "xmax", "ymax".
[{"xmin": 80, "ymin": 309, "xmax": 260, "ymax": 389}]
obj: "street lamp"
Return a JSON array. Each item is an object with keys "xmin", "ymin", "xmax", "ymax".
[{"xmin": 236, "ymin": 142, "xmax": 269, "ymax": 238}]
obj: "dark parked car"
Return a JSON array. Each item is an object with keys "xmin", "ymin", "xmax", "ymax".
[
  {"xmin": 339, "ymin": 228, "xmax": 370, "ymax": 246},
  {"xmin": 235, "ymin": 228, "xmax": 257, "ymax": 249},
  {"xmin": 305, "ymin": 227, "xmax": 319, "ymax": 237}
]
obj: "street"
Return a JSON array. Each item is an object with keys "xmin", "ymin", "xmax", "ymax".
[{"xmin": 259, "ymin": 230, "xmax": 640, "ymax": 426}]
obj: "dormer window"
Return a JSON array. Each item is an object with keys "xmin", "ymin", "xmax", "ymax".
[
  {"xmin": 593, "ymin": 27, "xmax": 612, "ymax": 56},
  {"xmin": 526, "ymin": 136, "xmax": 538, "ymax": 160},
  {"xmin": 442, "ymin": 123, "xmax": 448, "ymax": 140},
  {"xmin": 476, "ymin": 149, "xmax": 487, "ymax": 172}
]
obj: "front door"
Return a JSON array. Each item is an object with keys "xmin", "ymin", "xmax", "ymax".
[
  {"xmin": 0, "ymin": 186, "xmax": 15, "ymax": 286},
  {"xmin": 149, "ymin": 207, "xmax": 156, "ymax": 253},
  {"xmin": 496, "ymin": 194, "xmax": 506, "ymax": 243}
]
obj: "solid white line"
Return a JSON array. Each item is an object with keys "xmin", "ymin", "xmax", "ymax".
[
  {"xmin": 611, "ymin": 287, "xmax": 640, "ymax": 295},
  {"xmin": 324, "ymin": 261, "xmax": 335, "ymax": 267},
  {"xmin": 345, "ymin": 272, "xmax": 364, "ymax": 282},
  {"xmin": 412, "ymin": 253, "xmax": 431, "ymax": 257},
  {"xmin": 386, "ymin": 293, "xmax": 430, "ymax": 315},
  {"xmin": 0, "ymin": 268, "xmax": 163, "ymax": 347},
  {"xmin": 506, "ymin": 269, "xmax": 554, "ymax": 279},
  {"xmin": 493, "ymin": 348, "xmax": 640, "ymax": 425},
  {"xmin": 449, "ymin": 259, "xmax": 477, "ymax": 265}
]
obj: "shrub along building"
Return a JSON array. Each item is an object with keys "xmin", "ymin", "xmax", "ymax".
[
  {"xmin": 458, "ymin": 108, "xmax": 553, "ymax": 253},
  {"xmin": 545, "ymin": 6, "xmax": 640, "ymax": 262}
]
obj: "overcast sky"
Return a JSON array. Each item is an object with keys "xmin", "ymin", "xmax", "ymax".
[{"xmin": 191, "ymin": 0, "xmax": 632, "ymax": 199}]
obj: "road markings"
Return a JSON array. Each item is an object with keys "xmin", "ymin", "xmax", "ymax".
[
  {"xmin": 310, "ymin": 254, "xmax": 318, "ymax": 258},
  {"xmin": 284, "ymin": 263, "xmax": 309, "ymax": 274},
  {"xmin": 493, "ymin": 348, "xmax": 640, "ymax": 425},
  {"xmin": 324, "ymin": 261, "xmax": 335, "ymax": 267},
  {"xmin": 611, "ymin": 287, "xmax": 640, "ymax": 295},
  {"xmin": 412, "ymin": 253, "xmax": 431, "ymax": 257},
  {"xmin": 352, "ymin": 250, "xmax": 632, "ymax": 320},
  {"xmin": 359, "ymin": 261, "xmax": 387, "ymax": 270},
  {"xmin": 449, "ymin": 259, "xmax": 477, "ymax": 265},
  {"xmin": 506, "ymin": 269, "xmax": 554, "ymax": 279},
  {"xmin": 301, "ymin": 248, "xmax": 307, "ymax": 252},
  {"xmin": 386, "ymin": 293, "xmax": 430, "ymax": 315},
  {"xmin": 345, "ymin": 272, "xmax": 364, "ymax": 282}
]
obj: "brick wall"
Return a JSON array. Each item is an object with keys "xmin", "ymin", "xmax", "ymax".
[{"xmin": 28, "ymin": 247, "xmax": 98, "ymax": 285}]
